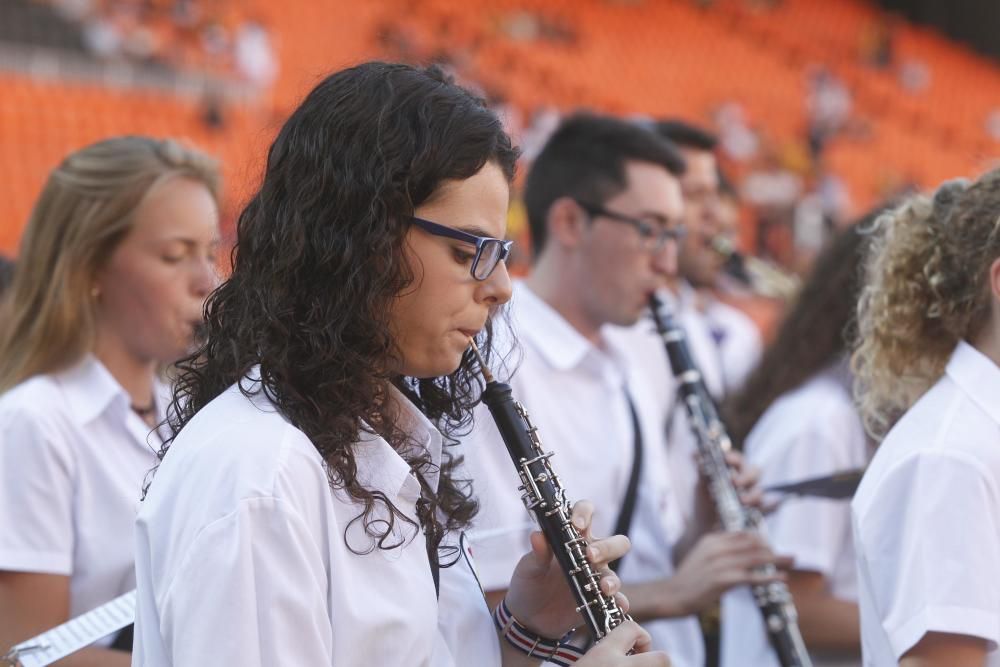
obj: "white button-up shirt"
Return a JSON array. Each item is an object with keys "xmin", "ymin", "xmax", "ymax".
[
  {"xmin": 701, "ymin": 297, "xmax": 762, "ymax": 397},
  {"xmin": 462, "ymin": 281, "xmax": 704, "ymax": 667},
  {"xmin": 853, "ymin": 341, "xmax": 1000, "ymax": 665},
  {"xmin": 721, "ymin": 365, "xmax": 868, "ymax": 667},
  {"xmin": 0, "ymin": 355, "xmax": 164, "ymax": 645},
  {"xmin": 132, "ymin": 374, "xmax": 499, "ymax": 667}
]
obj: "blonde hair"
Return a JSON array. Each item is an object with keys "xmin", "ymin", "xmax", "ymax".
[
  {"xmin": 853, "ymin": 168, "xmax": 1000, "ymax": 439},
  {"xmin": 0, "ymin": 136, "xmax": 220, "ymax": 393}
]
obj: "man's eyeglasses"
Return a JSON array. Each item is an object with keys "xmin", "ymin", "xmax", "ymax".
[
  {"xmin": 575, "ymin": 201, "xmax": 686, "ymax": 253},
  {"xmin": 409, "ymin": 216, "xmax": 513, "ymax": 281}
]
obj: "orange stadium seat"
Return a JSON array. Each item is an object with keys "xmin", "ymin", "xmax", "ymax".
[{"xmin": 2, "ymin": 0, "xmax": 999, "ymax": 255}]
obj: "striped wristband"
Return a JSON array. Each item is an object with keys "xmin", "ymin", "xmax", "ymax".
[{"xmin": 493, "ymin": 597, "xmax": 585, "ymax": 666}]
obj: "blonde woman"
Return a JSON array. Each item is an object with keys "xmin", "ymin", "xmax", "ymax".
[
  {"xmin": 0, "ymin": 137, "xmax": 220, "ymax": 665},
  {"xmin": 852, "ymin": 170, "xmax": 1000, "ymax": 666}
]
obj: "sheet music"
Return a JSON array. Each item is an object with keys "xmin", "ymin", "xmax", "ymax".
[{"xmin": 5, "ymin": 590, "xmax": 135, "ymax": 667}]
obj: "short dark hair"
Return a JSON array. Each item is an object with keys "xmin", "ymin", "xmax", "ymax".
[
  {"xmin": 654, "ymin": 119, "xmax": 718, "ymax": 152},
  {"xmin": 524, "ymin": 113, "xmax": 685, "ymax": 253}
]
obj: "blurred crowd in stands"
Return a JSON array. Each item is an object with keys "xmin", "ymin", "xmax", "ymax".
[{"xmin": 42, "ymin": 0, "xmax": 276, "ymax": 86}]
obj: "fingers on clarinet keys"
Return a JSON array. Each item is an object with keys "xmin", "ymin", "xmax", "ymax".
[
  {"xmin": 587, "ymin": 534, "xmax": 631, "ymax": 568},
  {"xmin": 587, "ymin": 535, "xmax": 631, "ymax": 601},
  {"xmin": 724, "ymin": 451, "xmax": 765, "ymax": 508},
  {"xmin": 676, "ymin": 531, "xmax": 786, "ymax": 604},
  {"xmin": 570, "ymin": 499, "xmax": 596, "ymax": 536},
  {"xmin": 576, "ymin": 621, "xmax": 671, "ymax": 667}
]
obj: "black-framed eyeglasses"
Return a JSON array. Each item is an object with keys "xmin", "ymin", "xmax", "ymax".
[
  {"xmin": 409, "ymin": 216, "xmax": 513, "ymax": 281},
  {"xmin": 575, "ymin": 201, "xmax": 686, "ymax": 252}
]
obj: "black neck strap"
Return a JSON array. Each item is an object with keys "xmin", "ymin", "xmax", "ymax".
[{"xmin": 609, "ymin": 389, "xmax": 643, "ymax": 572}]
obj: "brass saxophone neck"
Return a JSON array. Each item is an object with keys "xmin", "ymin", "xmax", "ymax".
[{"xmin": 711, "ymin": 235, "xmax": 800, "ymax": 300}]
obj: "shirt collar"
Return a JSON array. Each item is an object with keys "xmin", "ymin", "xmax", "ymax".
[
  {"xmin": 392, "ymin": 384, "xmax": 443, "ymax": 494},
  {"xmin": 56, "ymin": 355, "xmax": 129, "ymax": 425},
  {"xmin": 512, "ymin": 280, "xmax": 616, "ymax": 373},
  {"xmin": 946, "ymin": 340, "xmax": 1000, "ymax": 426},
  {"xmin": 241, "ymin": 367, "xmax": 444, "ymax": 503},
  {"xmin": 354, "ymin": 385, "xmax": 444, "ymax": 503}
]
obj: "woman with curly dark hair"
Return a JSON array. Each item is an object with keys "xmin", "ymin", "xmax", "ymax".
[
  {"xmin": 719, "ymin": 219, "xmax": 876, "ymax": 667},
  {"xmin": 131, "ymin": 62, "xmax": 664, "ymax": 667}
]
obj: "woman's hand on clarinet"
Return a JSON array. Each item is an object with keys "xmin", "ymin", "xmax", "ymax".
[
  {"xmin": 576, "ymin": 621, "xmax": 671, "ymax": 666},
  {"xmin": 505, "ymin": 500, "xmax": 630, "ymax": 639},
  {"xmin": 667, "ymin": 531, "xmax": 794, "ymax": 615},
  {"xmin": 724, "ymin": 450, "xmax": 766, "ymax": 509}
]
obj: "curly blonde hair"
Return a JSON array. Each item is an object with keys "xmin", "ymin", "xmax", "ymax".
[{"xmin": 852, "ymin": 168, "xmax": 1000, "ymax": 439}]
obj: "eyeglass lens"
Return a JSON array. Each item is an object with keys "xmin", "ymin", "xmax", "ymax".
[{"xmin": 473, "ymin": 240, "xmax": 504, "ymax": 280}]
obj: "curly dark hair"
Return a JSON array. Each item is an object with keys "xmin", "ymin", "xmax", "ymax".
[
  {"xmin": 155, "ymin": 62, "xmax": 518, "ymax": 555},
  {"xmin": 723, "ymin": 212, "xmax": 879, "ymax": 449}
]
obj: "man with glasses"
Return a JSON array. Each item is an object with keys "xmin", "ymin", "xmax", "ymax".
[
  {"xmin": 655, "ymin": 121, "xmax": 762, "ymax": 397},
  {"xmin": 652, "ymin": 121, "xmax": 764, "ymax": 524},
  {"xmin": 460, "ymin": 113, "xmax": 781, "ymax": 667}
]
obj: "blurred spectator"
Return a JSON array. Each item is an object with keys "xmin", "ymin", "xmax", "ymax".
[
  {"xmin": 792, "ymin": 192, "xmax": 827, "ymax": 270},
  {"xmin": 742, "ymin": 149, "xmax": 803, "ymax": 213},
  {"xmin": 743, "ymin": 148, "xmax": 802, "ymax": 266},
  {"xmin": 793, "ymin": 163, "xmax": 851, "ymax": 267},
  {"xmin": 81, "ymin": 11, "xmax": 122, "ymax": 60},
  {"xmin": 199, "ymin": 20, "xmax": 230, "ymax": 69},
  {"xmin": 899, "ymin": 59, "xmax": 931, "ymax": 93},
  {"xmin": 815, "ymin": 165, "xmax": 851, "ymax": 226},
  {"xmin": 713, "ymin": 102, "xmax": 760, "ymax": 163},
  {"xmin": 234, "ymin": 19, "xmax": 277, "ymax": 88},
  {"xmin": 46, "ymin": 0, "xmax": 276, "ymax": 85},
  {"xmin": 518, "ymin": 105, "xmax": 562, "ymax": 162},
  {"xmin": 806, "ymin": 66, "xmax": 852, "ymax": 161},
  {"xmin": 987, "ymin": 108, "xmax": 1000, "ymax": 142},
  {"xmin": 499, "ymin": 10, "xmax": 577, "ymax": 45},
  {"xmin": 859, "ymin": 15, "xmax": 896, "ymax": 70}
]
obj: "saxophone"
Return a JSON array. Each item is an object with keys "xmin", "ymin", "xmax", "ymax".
[
  {"xmin": 712, "ymin": 235, "xmax": 800, "ymax": 301},
  {"xmin": 648, "ymin": 295, "xmax": 813, "ymax": 667},
  {"xmin": 469, "ymin": 340, "xmax": 631, "ymax": 644}
]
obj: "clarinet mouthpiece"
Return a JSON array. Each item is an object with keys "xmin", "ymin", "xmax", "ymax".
[{"xmin": 468, "ymin": 338, "xmax": 495, "ymax": 384}]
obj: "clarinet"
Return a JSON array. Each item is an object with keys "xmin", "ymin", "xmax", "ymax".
[
  {"xmin": 648, "ymin": 295, "xmax": 813, "ymax": 667},
  {"xmin": 469, "ymin": 341, "xmax": 631, "ymax": 644}
]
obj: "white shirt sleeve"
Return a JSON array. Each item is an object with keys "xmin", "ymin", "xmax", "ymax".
[
  {"xmin": 0, "ymin": 404, "xmax": 76, "ymax": 574},
  {"xmin": 856, "ymin": 450, "xmax": 1000, "ymax": 658},
  {"xmin": 155, "ymin": 496, "xmax": 333, "ymax": 666}
]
